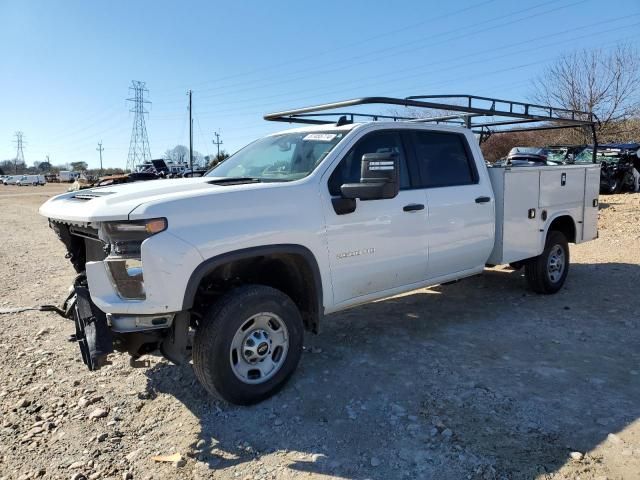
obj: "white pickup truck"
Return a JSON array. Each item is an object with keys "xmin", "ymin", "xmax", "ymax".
[{"xmin": 39, "ymin": 95, "xmax": 600, "ymax": 405}]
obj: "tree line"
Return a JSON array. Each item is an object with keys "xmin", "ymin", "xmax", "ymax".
[{"xmin": 482, "ymin": 44, "xmax": 640, "ymax": 161}]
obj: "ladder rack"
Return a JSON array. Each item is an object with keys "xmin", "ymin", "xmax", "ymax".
[{"xmin": 264, "ymin": 94, "xmax": 599, "ymax": 161}]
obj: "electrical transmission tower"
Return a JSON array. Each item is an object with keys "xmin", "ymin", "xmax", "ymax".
[
  {"xmin": 13, "ymin": 131, "xmax": 25, "ymax": 174},
  {"xmin": 126, "ymin": 80, "xmax": 151, "ymax": 172}
]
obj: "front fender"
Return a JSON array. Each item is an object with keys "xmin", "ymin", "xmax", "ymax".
[{"xmin": 181, "ymin": 244, "xmax": 324, "ymax": 314}]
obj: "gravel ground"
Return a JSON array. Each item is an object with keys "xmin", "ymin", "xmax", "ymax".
[{"xmin": 0, "ymin": 183, "xmax": 639, "ymax": 480}]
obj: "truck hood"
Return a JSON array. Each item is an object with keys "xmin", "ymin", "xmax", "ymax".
[{"xmin": 39, "ymin": 177, "xmax": 259, "ymax": 224}]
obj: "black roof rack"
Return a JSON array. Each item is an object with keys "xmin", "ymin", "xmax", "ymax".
[
  {"xmin": 264, "ymin": 94, "xmax": 599, "ymax": 162},
  {"xmin": 265, "ymin": 95, "xmax": 596, "ymax": 129}
]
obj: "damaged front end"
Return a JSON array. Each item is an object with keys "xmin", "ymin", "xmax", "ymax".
[{"xmin": 49, "ymin": 219, "xmax": 191, "ymax": 371}]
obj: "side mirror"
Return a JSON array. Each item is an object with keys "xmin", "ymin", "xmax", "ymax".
[{"xmin": 340, "ymin": 152, "xmax": 400, "ymax": 200}]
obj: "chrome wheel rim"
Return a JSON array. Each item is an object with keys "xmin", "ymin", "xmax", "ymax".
[
  {"xmin": 229, "ymin": 312, "xmax": 289, "ymax": 384},
  {"xmin": 547, "ymin": 244, "xmax": 566, "ymax": 283}
]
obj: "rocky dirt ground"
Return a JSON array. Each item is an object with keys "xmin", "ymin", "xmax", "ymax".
[{"xmin": 0, "ymin": 183, "xmax": 639, "ymax": 480}]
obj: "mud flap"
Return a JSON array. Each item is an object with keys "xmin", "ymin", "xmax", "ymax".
[{"xmin": 73, "ymin": 287, "xmax": 113, "ymax": 371}]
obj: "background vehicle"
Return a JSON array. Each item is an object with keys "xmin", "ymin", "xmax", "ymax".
[
  {"xmin": 575, "ymin": 143, "xmax": 639, "ymax": 194},
  {"xmin": 505, "ymin": 146, "xmax": 550, "ymax": 165},
  {"xmin": 546, "ymin": 144, "xmax": 589, "ymax": 163},
  {"xmin": 17, "ymin": 174, "xmax": 46, "ymax": 186},
  {"xmin": 40, "ymin": 95, "xmax": 600, "ymax": 405},
  {"xmin": 58, "ymin": 170, "xmax": 80, "ymax": 182},
  {"xmin": 3, "ymin": 175, "xmax": 22, "ymax": 185}
]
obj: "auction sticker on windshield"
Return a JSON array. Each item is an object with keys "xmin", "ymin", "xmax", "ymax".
[{"xmin": 303, "ymin": 133, "xmax": 337, "ymax": 141}]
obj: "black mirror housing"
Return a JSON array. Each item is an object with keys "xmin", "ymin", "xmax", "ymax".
[{"xmin": 340, "ymin": 152, "xmax": 400, "ymax": 200}]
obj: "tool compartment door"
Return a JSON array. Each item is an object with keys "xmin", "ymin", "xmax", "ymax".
[
  {"xmin": 501, "ymin": 169, "xmax": 542, "ymax": 263},
  {"xmin": 539, "ymin": 168, "xmax": 585, "ymax": 208},
  {"xmin": 582, "ymin": 166, "xmax": 600, "ymax": 242}
]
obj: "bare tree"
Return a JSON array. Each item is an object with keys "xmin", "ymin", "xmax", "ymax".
[
  {"xmin": 533, "ymin": 44, "xmax": 640, "ymax": 134},
  {"xmin": 207, "ymin": 150, "xmax": 231, "ymax": 169}
]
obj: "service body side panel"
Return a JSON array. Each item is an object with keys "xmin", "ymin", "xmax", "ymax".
[
  {"xmin": 487, "ymin": 163, "xmax": 598, "ymax": 265},
  {"xmin": 581, "ymin": 165, "xmax": 601, "ymax": 242}
]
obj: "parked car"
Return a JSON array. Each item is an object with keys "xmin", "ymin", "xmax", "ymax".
[
  {"xmin": 17, "ymin": 174, "xmax": 46, "ymax": 186},
  {"xmin": 40, "ymin": 94, "xmax": 601, "ymax": 406}
]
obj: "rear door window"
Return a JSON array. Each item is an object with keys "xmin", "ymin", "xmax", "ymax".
[{"xmin": 410, "ymin": 131, "xmax": 477, "ymax": 188}]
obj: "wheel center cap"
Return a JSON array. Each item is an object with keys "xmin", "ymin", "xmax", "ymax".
[{"xmin": 257, "ymin": 342, "xmax": 269, "ymax": 356}]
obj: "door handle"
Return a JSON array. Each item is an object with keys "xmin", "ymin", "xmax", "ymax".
[
  {"xmin": 403, "ymin": 203, "xmax": 425, "ymax": 212},
  {"xmin": 475, "ymin": 196, "xmax": 491, "ymax": 203}
]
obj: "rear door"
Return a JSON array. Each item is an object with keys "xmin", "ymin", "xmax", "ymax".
[
  {"xmin": 408, "ymin": 130, "xmax": 495, "ymax": 279},
  {"xmin": 321, "ymin": 129, "xmax": 428, "ymax": 305}
]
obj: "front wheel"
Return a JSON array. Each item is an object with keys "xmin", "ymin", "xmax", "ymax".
[
  {"xmin": 192, "ymin": 285, "xmax": 304, "ymax": 405},
  {"xmin": 524, "ymin": 231, "xmax": 569, "ymax": 294}
]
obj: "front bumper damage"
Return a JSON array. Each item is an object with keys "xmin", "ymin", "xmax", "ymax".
[
  {"xmin": 73, "ymin": 283, "xmax": 113, "ymax": 370},
  {"xmin": 58, "ymin": 278, "xmax": 191, "ymax": 371},
  {"xmin": 49, "ymin": 220, "xmax": 192, "ymax": 371}
]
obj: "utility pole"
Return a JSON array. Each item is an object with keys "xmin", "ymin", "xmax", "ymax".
[
  {"xmin": 187, "ymin": 90, "xmax": 193, "ymax": 172},
  {"xmin": 96, "ymin": 141, "xmax": 104, "ymax": 175},
  {"xmin": 212, "ymin": 131, "xmax": 223, "ymax": 158},
  {"xmin": 13, "ymin": 131, "xmax": 25, "ymax": 174}
]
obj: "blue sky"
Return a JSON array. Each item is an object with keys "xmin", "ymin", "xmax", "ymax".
[{"xmin": 1, "ymin": 0, "xmax": 639, "ymax": 169}]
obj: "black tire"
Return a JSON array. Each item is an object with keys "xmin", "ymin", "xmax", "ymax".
[
  {"xmin": 610, "ymin": 179, "xmax": 622, "ymax": 194},
  {"xmin": 524, "ymin": 230, "xmax": 569, "ymax": 294},
  {"xmin": 192, "ymin": 284, "xmax": 304, "ymax": 405}
]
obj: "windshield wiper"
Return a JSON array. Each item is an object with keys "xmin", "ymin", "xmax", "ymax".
[{"xmin": 207, "ymin": 177, "xmax": 262, "ymax": 185}]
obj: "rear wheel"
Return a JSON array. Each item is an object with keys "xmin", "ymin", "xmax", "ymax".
[
  {"xmin": 524, "ymin": 230, "xmax": 569, "ymax": 294},
  {"xmin": 192, "ymin": 285, "xmax": 304, "ymax": 405}
]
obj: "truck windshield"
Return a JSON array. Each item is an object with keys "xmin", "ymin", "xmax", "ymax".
[{"xmin": 207, "ymin": 131, "xmax": 347, "ymax": 181}]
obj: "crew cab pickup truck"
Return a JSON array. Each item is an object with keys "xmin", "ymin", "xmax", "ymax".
[{"xmin": 39, "ymin": 95, "xmax": 601, "ymax": 405}]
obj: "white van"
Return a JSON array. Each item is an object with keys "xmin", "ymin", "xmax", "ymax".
[
  {"xmin": 17, "ymin": 175, "xmax": 46, "ymax": 186},
  {"xmin": 3, "ymin": 175, "xmax": 22, "ymax": 185}
]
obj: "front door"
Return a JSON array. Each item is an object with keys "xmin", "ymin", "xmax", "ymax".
[{"xmin": 321, "ymin": 130, "xmax": 428, "ymax": 306}]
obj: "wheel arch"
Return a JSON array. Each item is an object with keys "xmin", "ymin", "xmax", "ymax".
[
  {"xmin": 182, "ymin": 244, "xmax": 324, "ymax": 333},
  {"xmin": 546, "ymin": 214, "xmax": 577, "ymax": 243},
  {"xmin": 537, "ymin": 213, "xmax": 577, "ymax": 256}
]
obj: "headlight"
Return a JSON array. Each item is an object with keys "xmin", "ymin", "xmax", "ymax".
[
  {"xmin": 100, "ymin": 218, "xmax": 167, "ymax": 300},
  {"xmin": 102, "ymin": 218, "xmax": 167, "ymax": 241}
]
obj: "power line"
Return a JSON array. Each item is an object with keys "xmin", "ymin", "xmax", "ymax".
[
  {"xmin": 154, "ymin": 25, "xmax": 639, "ymax": 122},
  {"xmin": 22, "ymin": 13, "xmax": 637, "ymax": 164},
  {"xmin": 157, "ymin": 0, "xmax": 577, "ymax": 106},
  {"xmin": 29, "ymin": 5, "xmax": 621, "ymax": 153},
  {"xmin": 152, "ymin": 0, "xmax": 499, "ymax": 98},
  {"xmin": 126, "ymin": 80, "xmax": 152, "ymax": 171}
]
